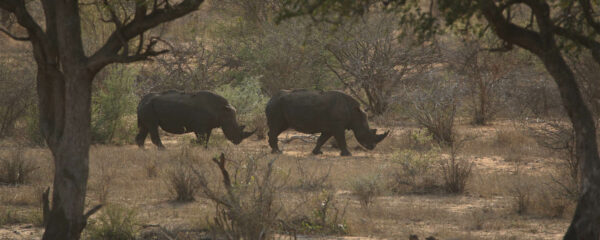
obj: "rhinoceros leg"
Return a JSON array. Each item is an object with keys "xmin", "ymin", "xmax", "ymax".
[
  {"xmin": 149, "ymin": 127, "xmax": 165, "ymax": 149},
  {"xmin": 312, "ymin": 132, "xmax": 332, "ymax": 155},
  {"xmin": 205, "ymin": 130, "xmax": 212, "ymax": 148},
  {"xmin": 333, "ymin": 130, "xmax": 351, "ymax": 156},
  {"xmin": 136, "ymin": 126, "xmax": 149, "ymax": 148},
  {"xmin": 268, "ymin": 128, "xmax": 285, "ymax": 154}
]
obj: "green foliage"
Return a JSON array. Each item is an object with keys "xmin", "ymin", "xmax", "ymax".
[
  {"xmin": 210, "ymin": 13, "xmax": 338, "ymax": 95},
  {"xmin": 91, "ymin": 65, "xmax": 138, "ymax": 145},
  {"xmin": 216, "ymin": 77, "xmax": 269, "ymax": 138},
  {"xmin": 86, "ymin": 204, "xmax": 139, "ymax": 240},
  {"xmin": 216, "ymin": 76, "xmax": 268, "ymax": 118}
]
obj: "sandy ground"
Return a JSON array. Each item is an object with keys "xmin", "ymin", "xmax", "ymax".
[{"xmin": 0, "ymin": 122, "xmax": 573, "ymax": 239}]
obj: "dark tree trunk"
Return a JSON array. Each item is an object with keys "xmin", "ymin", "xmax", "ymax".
[
  {"xmin": 0, "ymin": 0, "xmax": 204, "ymax": 239},
  {"xmin": 40, "ymin": 70, "xmax": 93, "ymax": 240}
]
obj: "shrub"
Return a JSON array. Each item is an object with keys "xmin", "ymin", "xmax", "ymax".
[
  {"xmin": 528, "ymin": 120, "xmax": 579, "ymax": 198},
  {"xmin": 440, "ymin": 137, "xmax": 473, "ymax": 194},
  {"xmin": 194, "ymin": 153, "xmax": 285, "ymax": 240},
  {"xmin": 216, "ymin": 77, "xmax": 269, "ymax": 140},
  {"xmin": 389, "ymin": 147, "xmax": 440, "ymax": 194},
  {"xmin": 295, "ymin": 160, "xmax": 331, "ymax": 191},
  {"xmin": 91, "ymin": 65, "xmax": 138, "ymax": 145},
  {"xmin": 166, "ymin": 147, "xmax": 198, "ymax": 202},
  {"xmin": 0, "ymin": 59, "xmax": 35, "ymax": 139},
  {"xmin": 86, "ymin": 204, "xmax": 139, "ymax": 240},
  {"xmin": 509, "ymin": 165, "xmax": 574, "ymax": 218},
  {"xmin": 0, "ymin": 207, "xmax": 23, "ymax": 226},
  {"xmin": 406, "ymin": 74, "xmax": 460, "ymax": 145},
  {"xmin": 285, "ymin": 190, "xmax": 349, "ymax": 235},
  {"xmin": 350, "ymin": 173, "xmax": 382, "ymax": 208},
  {"xmin": 0, "ymin": 146, "xmax": 36, "ymax": 185}
]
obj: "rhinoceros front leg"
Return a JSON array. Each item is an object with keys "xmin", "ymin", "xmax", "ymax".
[
  {"xmin": 312, "ymin": 132, "xmax": 332, "ymax": 155},
  {"xmin": 268, "ymin": 129, "xmax": 284, "ymax": 154},
  {"xmin": 333, "ymin": 130, "xmax": 351, "ymax": 156},
  {"xmin": 196, "ymin": 130, "xmax": 212, "ymax": 149}
]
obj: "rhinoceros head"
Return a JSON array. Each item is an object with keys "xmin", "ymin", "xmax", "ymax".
[
  {"xmin": 221, "ymin": 105, "xmax": 256, "ymax": 144},
  {"xmin": 352, "ymin": 108, "xmax": 390, "ymax": 150}
]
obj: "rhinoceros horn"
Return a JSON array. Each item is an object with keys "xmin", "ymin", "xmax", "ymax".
[
  {"xmin": 240, "ymin": 125, "xmax": 256, "ymax": 139},
  {"xmin": 375, "ymin": 130, "xmax": 390, "ymax": 143}
]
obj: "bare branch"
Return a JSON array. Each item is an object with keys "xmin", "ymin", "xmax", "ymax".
[
  {"xmin": 0, "ymin": 27, "xmax": 29, "ymax": 41},
  {"xmin": 87, "ymin": 0, "xmax": 204, "ymax": 72}
]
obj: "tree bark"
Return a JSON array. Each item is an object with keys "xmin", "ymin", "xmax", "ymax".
[{"xmin": 41, "ymin": 70, "xmax": 93, "ymax": 240}]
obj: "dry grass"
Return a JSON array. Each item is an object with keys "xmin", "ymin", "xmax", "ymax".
[{"xmin": 0, "ymin": 121, "xmax": 575, "ymax": 239}]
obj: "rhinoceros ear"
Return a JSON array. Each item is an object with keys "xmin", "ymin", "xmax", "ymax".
[{"xmin": 224, "ymin": 105, "xmax": 236, "ymax": 112}]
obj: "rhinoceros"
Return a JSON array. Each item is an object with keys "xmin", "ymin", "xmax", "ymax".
[
  {"xmin": 265, "ymin": 89, "xmax": 389, "ymax": 156},
  {"xmin": 136, "ymin": 90, "xmax": 255, "ymax": 149}
]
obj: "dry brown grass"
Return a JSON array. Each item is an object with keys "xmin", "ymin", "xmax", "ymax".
[{"xmin": 0, "ymin": 121, "xmax": 575, "ymax": 239}]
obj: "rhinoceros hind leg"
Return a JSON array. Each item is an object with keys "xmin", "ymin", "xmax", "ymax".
[
  {"xmin": 312, "ymin": 132, "xmax": 332, "ymax": 155},
  {"xmin": 149, "ymin": 127, "xmax": 165, "ymax": 149},
  {"xmin": 136, "ymin": 126, "xmax": 148, "ymax": 148}
]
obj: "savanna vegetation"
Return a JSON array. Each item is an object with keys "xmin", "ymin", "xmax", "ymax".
[{"xmin": 0, "ymin": 0, "xmax": 599, "ymax": 239}]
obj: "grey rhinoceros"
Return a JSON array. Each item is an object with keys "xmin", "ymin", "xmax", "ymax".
[
  {"xmin": 136, "ymin": 90, "xmax": 255, "ymax": 149},
  {"xmin": 265, "ymin": 89, "xmax": 389, "ymax": 156}
]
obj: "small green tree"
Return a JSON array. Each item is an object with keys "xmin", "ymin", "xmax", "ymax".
[{"xmin": 92, "ymin": 66, "xmax": 137, "ymax": 144}]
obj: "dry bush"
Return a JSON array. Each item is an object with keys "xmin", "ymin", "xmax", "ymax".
[
  {"xmin": 96, "ymin": 161, "xmax": 116, "ymax": 204},
  {"xmin": 406, "ymin": 74, "xmax": 460, "ymax": 145},
  {"xmin": 0, "ymin": 207, "xmax": 24, "ymax": 225},
  {"xmin": 166, "ymin": 147, "xmax": 199, "ymax": 202},
  {"xmin": 389, "ymin": 148, "xmax": 441, "ymax": 194},
  {"xmin": 0, "ymin": 146, "xmax": 36, "ymax": 185},
  {"xmin": 350, "ymin": 173, "xmax": 383, "ymax": 208},
  {"xmin": 0, "ymin": 59, "xmax": 35, "ymax": 139},
  {"xmin": 440, "ymin": 137, "xmax": 474, "ymax": 194},
  {"xmin": 494, "ymin": 128, "xmax": 529, "ymax": 149},
  {"xmin": 527, "ymin": 120, "xmax": 579, "ymax": 198},
  {"xmin": 294, "ymin": 160, "xmax": 331, "ymax": 191},
  {"xmin": 284, "ymin": 191, "xmax": 349, "ymax": 235},
  {"xmin": 465, "ymin": 207, "xmax": 494, "ymax": 231},
  {"xmin": 250, "ymin": 114, "xmax": 268, "ymax": 140},
  {"xmin": 326, "ymin": 13, "xmax": 437, "ymax": 115},
  {"xmin": 444, "ymin": 40, "xmax": 526, "ymax": 125},
  {"xmin": 85, "ymin": 204, "xmax": 139, "ymax": 240},
  {"xmin": 138, "ymin": 40, "xmax": 222, "ymax": 92},
  {"xmin": 144, "ymin": 160, "xmax": 159, "ymax": 179},
  {"xmin": 509, "ymin": 165, "xmax": 574, "ymax": 218},
  {"xmin": 194, "ymin": 153, "xmax": 286, "ymax": 240}
]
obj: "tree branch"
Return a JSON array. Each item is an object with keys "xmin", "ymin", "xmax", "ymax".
[
  {"xmin": 578, "ymin": 0, "xmax": 600, "ymax": 34},
  {"xmin": 0, "ymin": 27, "xmax": 29, "ymax": 41},
  {"xmin": 478, "ymin": 0, "xmax": 545, "ymax": 55},
  {"xmin": 87, "ymin": 0, "xmax": 204, "ymax": 72}
]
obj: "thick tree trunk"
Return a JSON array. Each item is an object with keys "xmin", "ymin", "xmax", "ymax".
[
  {"xmin": 540, "ymin": 50, "xmax": 600, "ymax": 240},
  {"xmin": 41, "ymin": 69, "xmax": 93, "ymax": 240}
]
